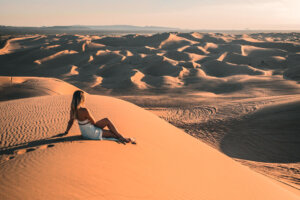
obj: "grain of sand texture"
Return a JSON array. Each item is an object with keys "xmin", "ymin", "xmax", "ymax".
[{"xmin": 0, "ymin": 32, "xmax": 300, "ymax": 199}]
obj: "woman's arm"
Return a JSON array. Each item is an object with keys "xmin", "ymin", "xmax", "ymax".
[{"xmin": 64, "ymin": 110, "xmax": 74, "ymax": 135}]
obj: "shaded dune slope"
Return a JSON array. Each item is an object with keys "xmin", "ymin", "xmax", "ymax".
[{"xmin": 220, "ymin": 100, "xmax": 300, "ymax": 163}]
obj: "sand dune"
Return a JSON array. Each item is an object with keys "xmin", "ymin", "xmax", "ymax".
[
  {"xmin": 0, "ymin": 94, "xmax": 299, "ymax": 199},
  {"xmin": 64, "ymin": 65, "xmax": 79, "ymax": 76},
  {"xmin": 221, "ymin": 99, "xmax": 300, "ymax": 163},
  {"xmin": 241, "ymin": 45, "xmax": 287, "ymax": 57},
  {"xmin": 0, "ymin": 76, "xmax": 80, "ymax": 101},
  {"xmin": 201, "ymin": 60, "xmax": 265, "ymax": 77},
  {"xmin": 158, "ymin": 33, "xmax": 197, "ymax": 49},
  {"xmin": 130, "ymin": 69, "xmax": 149, "ymax": 89},
  {"xmin": 0, "ymin": 35, "xmax": 41, "ymax": 55},
  {"xmin": 1, "ymin": 32, "xmax": 300, "ymax": 196},
  {"xmin": 41, "ymin": 44, "xmax": 60, "ymax": 49},
  {"xmin": 34, "ymin": 50, "xmax": 78, "ymax": 65},
  {"xmin": 180, "ymin": 45, "xmax": 209, "ymax": 54},
  {"xmin": 1, "ymin": 32, "xmax": 299, "ymax": 95},
  {"xmin": 122, "ymin": 93, "xmax": 300, "ymax": 189}
]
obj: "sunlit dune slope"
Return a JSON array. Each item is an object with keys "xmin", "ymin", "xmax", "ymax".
[
  {"xmin": 0, "ymin": 95, "xmax": 298, "ymax": 200},
  {"xmin": 119, "ymin": 94, "xmax": 300, "ymax": 189},
  {"xmin": 0, "ymin": 76, "xmax": 80, "ymax": 101}
]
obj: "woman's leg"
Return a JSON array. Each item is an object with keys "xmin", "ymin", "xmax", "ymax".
[
  {"xmin": 102, "ymin": 130, "xmax": 117, "ymax": 138},
  {"xmin": 102, "ymin": 130, "xmax": 134, "ymax": 144},
  {"xmin": 96, "ymin": 118, "xmax": 129, "ymax": 142}
]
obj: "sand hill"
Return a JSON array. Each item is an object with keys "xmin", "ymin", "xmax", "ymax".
[
  {"xmin": 0, "ymin": 76, "xmax": 79, "ymax": 101},
  {"xmin": 1, "ymin": 32, "xmax": 300, "ymax": 198},
  {"xmin": 0, "ymin": 93, "xmax": 299, "ymax": 199},
  {"xmin": 125, "ymin": 93, "xmax": 300, "ymax": 189},
  {"xmin": 0, "ymin": 32, "xmax": 299, "ymax": 96}
]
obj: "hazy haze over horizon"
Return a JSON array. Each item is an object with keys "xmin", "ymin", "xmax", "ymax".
[{"xmin": 0, "ymin": 0, "xmax": 300, "ymax": 30}]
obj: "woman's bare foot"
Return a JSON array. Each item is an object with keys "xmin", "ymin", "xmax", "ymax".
[
  {"xmin": 119, "ymin": 137, "xmax": 136, "ymax": 144},
  {"xmin": 119, "ymin": 137, "xmax": 129, "ymax": 143},
  {"xmin": 127, "ymin": 138, "xmax": 136, "ymax": 144}
]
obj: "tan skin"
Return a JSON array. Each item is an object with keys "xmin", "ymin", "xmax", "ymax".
[{"xmin": 64, "ymin": 106, "xmax": 131, "ymax": 143}]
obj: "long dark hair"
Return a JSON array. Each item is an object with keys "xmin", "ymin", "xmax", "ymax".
[{"xmin": 71, "ymin": 90, "xmax": 85, "ymax": 119}]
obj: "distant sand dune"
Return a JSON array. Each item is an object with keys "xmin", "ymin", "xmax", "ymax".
[
  {"xmin": 130, "ymin": 69, "xmax": 149, "ymax": 89},
  {"xmin": 0, "ymin": 76, "xmax": 80, "ymax": 101},
  {"xmin": 0, "ymin": 35, "xmax": 41, "ymax": 55},
  {"xmin": 202, "ymin": 60, "xmax": 265, "ymax": 77},
  {"xmin": 181, "ymin": 45, "xmax": 209, "ymax": 54},
  {"xmin": 65, "ymin": 65, "xmax": 79, "ymax": 76},
  {"xmin": 1, "ymin": 32, "xmax": 299, "ymax": 95},
  {"xmin": 158, "ymin": 33, "xmax": 197, "ymax": 49},
  {"xmin": 41, "ymin": 44, "xmax": 60, "ymax": 50},
  {"xmin": 34, "ymin": 50, "xmax": 78, "ymax": 65},
  {"xmin": 241, "ymin": 45, "xmax": 286, "ymax": 57}
]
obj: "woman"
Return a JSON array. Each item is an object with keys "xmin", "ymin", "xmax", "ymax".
[{"xmin": 64, "ymin": 90, "xmax": 135, "ymax": 144}]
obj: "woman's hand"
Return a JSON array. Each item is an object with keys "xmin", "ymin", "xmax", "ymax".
[{"xmin": 64, "ymin": 117, "xmax": 74, "ymax": 136}]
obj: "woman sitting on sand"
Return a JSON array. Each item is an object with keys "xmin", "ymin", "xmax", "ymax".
[{"xmin": 63, "ymin": 90, "xmax": 135, "ymax": 144}]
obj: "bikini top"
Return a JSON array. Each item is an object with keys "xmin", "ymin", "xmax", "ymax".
[{"xmin": 77, "ymin": 119, "xmax": 90, "ymax": 126}]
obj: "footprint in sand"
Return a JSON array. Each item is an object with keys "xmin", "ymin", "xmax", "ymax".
[
  {"xmin": 9, "ymin": 156, "xmax": 15, "ymax": 160},
  {"xmin": 15, "ymin": 144, "xmax": 54, "ymax": 155},
  {"xmin": 3, "ymin": 156, "xmax": 15, "ymax": 161},
  {"xmin": 16, "ymin": 149, "xmax": 27, "ymax": 155},
  {"xmin": 16, "ymin": 148, "xmax": 36, "ymax": 155},
  {"xmin": 38, "ymin": 144, "xmax": 55, "ymax": 150},
  {"xmin": 26, "ymin": 148, "xmax": 35, "ymax": 153},
  {"xmin": 17, "ymin": 148, "xmax": 35, "ymax": 155}
]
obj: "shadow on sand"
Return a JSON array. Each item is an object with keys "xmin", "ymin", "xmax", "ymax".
[
  {"xmin": 220, "ymin": 101, "xmax": 300, "ymax": 163},
  {"xmin": 0, "ymin": 134, "xmax": 121, "ymax": 156}
]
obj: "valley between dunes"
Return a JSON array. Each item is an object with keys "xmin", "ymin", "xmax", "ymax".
[{"xmin": 0, "ymin": 32, "xmax": 300, "ymax": 199}]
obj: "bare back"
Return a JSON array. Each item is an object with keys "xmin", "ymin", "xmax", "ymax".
[
  {"xmin": 74, "ymin": 107, "xmax": 96, "ymax": 124},
  {"xmin": 75, "ymin": 107, "xmax": 88, "ymax": 121}
]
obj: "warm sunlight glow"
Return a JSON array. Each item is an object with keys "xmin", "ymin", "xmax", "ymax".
[{"xmin": 0, "ymin": 0, "xmax": 299, "ymax": 29}]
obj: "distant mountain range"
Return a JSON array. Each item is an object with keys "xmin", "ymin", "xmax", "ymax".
[
  {"xmin": 0, "ymin": 25, "xmax": 181, "ymax": 34},
  {"xmin": 37, "ymin": 25, "xmax": 180, "ymax": 31},
  {"xmin": 1, "ymin": 25, "xmax": 298, "ymax": 35}
]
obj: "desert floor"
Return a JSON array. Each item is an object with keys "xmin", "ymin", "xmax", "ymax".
[{"xmin": 0, "ymin": 32, "xmax": 299, "ymax": 199}]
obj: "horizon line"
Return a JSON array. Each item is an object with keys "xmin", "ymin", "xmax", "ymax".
[{"xmin": 1, "ymin": 24, "xmax": 300, "ymax": 31}]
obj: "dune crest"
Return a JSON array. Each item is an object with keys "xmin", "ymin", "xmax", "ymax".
[
  {"xmin": 0, "ymin": 76, "xmax": 80, "ymax": 101},
  {"xmin": 34, "ymin": 50, "xmax": 78, "ymax": 65},
  {"xmin": 159, "ymin": 33, "xmax": 197, "ymax": 49},
  {"xmin": 65, "ymin": 65, "xmax": 79, "ymax": 76},
  {"xmin": 0, "ymin": 35, "xmax": 40, "ymax": 55},
  {"xmin": 130, "ymin": 69, "xmax": 149, "ymax": 89}
]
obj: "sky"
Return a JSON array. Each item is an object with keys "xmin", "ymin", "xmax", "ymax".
[{"xmin": 0, "ymin": 0, "xmax": 299, "ymax": 30}]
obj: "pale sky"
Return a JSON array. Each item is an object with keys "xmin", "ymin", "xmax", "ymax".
[{"xmin": 0, "ymin": 0, "xmax": 299, "ymax": 30}]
